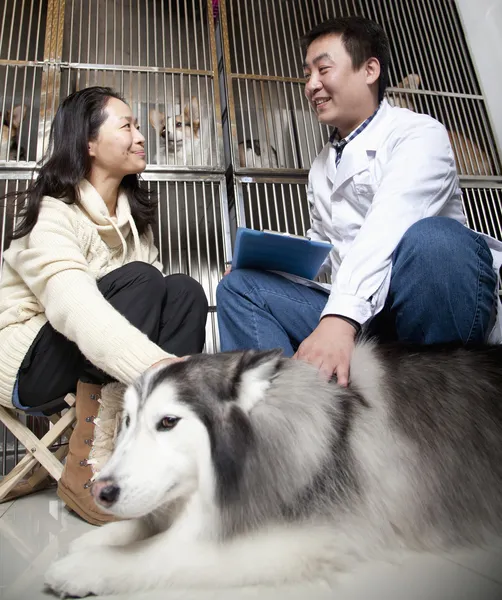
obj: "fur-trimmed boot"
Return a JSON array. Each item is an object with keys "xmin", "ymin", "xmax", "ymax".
[
  {"xmin": 57, "ymin": 381, "xmax": 125, "ymax": 526},
  {"xmin": 88, "ymin": 382, "xmax": 124, "ymax": 472}
]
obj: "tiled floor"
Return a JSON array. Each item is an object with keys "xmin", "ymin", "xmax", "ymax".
[{"xmin": 1, "ymin": 489, "xmax": 501, "ymax": 600}]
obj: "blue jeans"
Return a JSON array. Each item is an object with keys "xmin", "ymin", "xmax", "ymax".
[{"xmin": 216, "ymin": 217, "xmax": 498, "ymax": 354}]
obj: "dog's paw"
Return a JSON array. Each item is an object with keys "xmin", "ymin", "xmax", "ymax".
[
  {"xmin": 45, "ymin": 551, "xmax": 116, "ymax": 597},
  {"xmin": 68, "ymin": 529, "xmax": 106, "ymax": 555},
  {"xmin": 69, "ymin": 520, "xmax": 146, "ymax": 555}
]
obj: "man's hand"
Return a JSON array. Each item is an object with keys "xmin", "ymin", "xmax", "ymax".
[
  {"xmin": 292, "ymin": 316, "xmax": 357, "ymax": 386},
  {"xmin": 223, "ymin": 263, "xmax": 232, "ymax": 277}
]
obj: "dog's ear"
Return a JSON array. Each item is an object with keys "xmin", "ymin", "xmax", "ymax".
[
  {"xmin": 397, "ymin": 74, "xmax": 420, "ymax": 89},
  {"xmin": 11, "ymin": 105, "xmax": 27, "ymax": 129},
  {"xmin": 191, "ymin": 96, "xmax": 199, "ymax": 121},
  {"xmin": 231, "ymin": 349, "xmax": 283, "ymax": 412},
  {"xmin": 184, "ymin": 96, "xmax": 199, "ymax": 122},
  {"xmin": 409, "ymin": 74, "xmax": 421, "ymax": 89},
  {"xmin": 149, "ymin": 108, "xmax": 165, "ymax": 131}
]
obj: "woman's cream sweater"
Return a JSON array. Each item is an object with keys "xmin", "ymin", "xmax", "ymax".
[{"xmin": 0, "ymin": 179, "xmax": 173, "ymax": 407}]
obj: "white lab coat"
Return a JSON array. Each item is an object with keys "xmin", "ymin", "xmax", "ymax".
[{"xmin": 303, "ymin": 99, "xmax": 502, "ymax": 343}]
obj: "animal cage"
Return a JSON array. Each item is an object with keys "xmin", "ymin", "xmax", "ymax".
[{"xmin": 1, "ymin": 0, "xmax": 501, "ymax": 476}]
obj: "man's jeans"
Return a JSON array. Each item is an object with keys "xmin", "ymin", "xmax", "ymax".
[{"xmin": 216, "ymin": 217, "xmax": 498, "ymax": 354}]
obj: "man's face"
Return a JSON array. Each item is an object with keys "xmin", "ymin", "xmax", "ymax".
[{"xmin": 303, "ymin": 33, "xmax": 376, "ymax": 136}]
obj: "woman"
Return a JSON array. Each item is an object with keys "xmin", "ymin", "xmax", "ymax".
[{"xmin": 0, "ymin": 87, "xmax": 208, "ymax": 525}]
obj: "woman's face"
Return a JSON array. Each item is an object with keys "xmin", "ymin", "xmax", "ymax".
[{"xmin": 88, "ymin": 97, "xmax": 146, "ymax": 178}]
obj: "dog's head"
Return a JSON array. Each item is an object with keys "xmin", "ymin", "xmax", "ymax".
[
  {"xmin": 149, "ymin": 96, "xmax": 200, "ymax": 145},
  {"xmin": 1, "ymin": 104, "xmax": 27, "ymax": 160},
  {"xmin": 91, "ymin": 350, "xmax": 283, "ymax": 519}
]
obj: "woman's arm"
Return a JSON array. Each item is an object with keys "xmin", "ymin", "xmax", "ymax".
[{"xmin": 10, "ymin": 200, "xmax": 173, "ymax": 384}]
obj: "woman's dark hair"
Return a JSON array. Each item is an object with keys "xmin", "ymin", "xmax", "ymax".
[
  {"xmin": 9, "ymin": 86, "xmax": 156, "ymax": 240},
  {"xmin": 300, "ymin": 16, "xmax": 390, "ymax": 103}
]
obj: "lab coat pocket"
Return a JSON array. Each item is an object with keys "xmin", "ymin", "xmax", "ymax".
[
  {"xmin": 354, "ymin": 182, "xmax": 378, "ymax": 198},
  {"xmin": 353, "ymin": 169, "xmax": 378, "ymax": 204},
  {"xmin": 353, "ymin": 182, "xmax": 377, "ymax": 214}
]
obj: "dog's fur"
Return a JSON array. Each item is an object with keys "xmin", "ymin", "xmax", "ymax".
[
  {"xmin": 238, "ymin": 138, "xmax": 279, "ymax": 168},
  {"xmin": 149, "ymin": 96, "xmax": 209, "ymax": 165},
  {"xmin": 1, "ymin": 104, "xmax": 26, "ymax": 161},
  {"xmin": 46, "ymin": 341, "xmax": 502, "ymax": 596}
]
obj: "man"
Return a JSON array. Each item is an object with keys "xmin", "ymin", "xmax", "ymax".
[{"xmin": 217, "ymin": 16, "xmax": 502, "ymax": 385}]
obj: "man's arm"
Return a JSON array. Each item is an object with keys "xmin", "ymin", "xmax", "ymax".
[
  {"xmin": 323, "ymin": 119, "xmax": 460, "ymax": 324},
  {"xmin": 295, "ymin": 119, "xmax": 460, "ymax": 384}
]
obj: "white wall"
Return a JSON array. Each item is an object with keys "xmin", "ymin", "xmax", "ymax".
[{"xmin": 456, "ymin": 0, "xmax": 502, "ymax": 160}]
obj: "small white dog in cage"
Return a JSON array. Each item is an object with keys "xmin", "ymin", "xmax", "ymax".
[{"xmin": 149, "ymin": 96, "xmax": 210, "ymax": 166}]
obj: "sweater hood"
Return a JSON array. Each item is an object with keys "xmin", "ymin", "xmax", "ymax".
[{"xmin": 78, "ymin": 179, "xmax": 142, "ymax": 263}]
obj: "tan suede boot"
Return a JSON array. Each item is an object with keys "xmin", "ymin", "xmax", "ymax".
[{"xmin": 57, "ymin": 381, "xmax": 123, "ymax": 526}]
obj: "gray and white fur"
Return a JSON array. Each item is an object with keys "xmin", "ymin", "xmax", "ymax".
[{"xmin": 46, "ymin": 340, "xmax": 502, "ymax": 596}]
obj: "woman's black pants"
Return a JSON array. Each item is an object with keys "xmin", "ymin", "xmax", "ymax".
[{"xmin": 17, "ymin": 262, "xmax": 208, "ymax": 410}]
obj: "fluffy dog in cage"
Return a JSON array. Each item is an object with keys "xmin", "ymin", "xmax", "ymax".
[
  {"xmin": 149, "ymin": 96, "xmax": 210, "ymax": 166},
  {"xmin": 148, "ymin": 95, "xmax": 279, "ymax": 169},
  {"xmin": 1, "ymin": 104, "xmax": 26, "ymax": 161},
  {"xmin": 389, "ymin": 75, "xmax": 492, "ymax": 176},
  {"xmin": 45, "ymin": 340, "xmax": 502, "ymax": 596}
]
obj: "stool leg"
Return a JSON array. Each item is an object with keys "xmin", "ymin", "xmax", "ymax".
[{"xmin": 0, "ymin": 405, "xmax": 76, "ymax": 501}]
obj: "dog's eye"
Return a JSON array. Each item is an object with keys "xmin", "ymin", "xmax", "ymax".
[
  {"xmin": 176, "ymin": 122, "xmax": 183, "ymax": 128},
  {"xmin": 157, "ymin": 416, "xmax": 181, "ymax": 431},
  {"xmin": 124, "ymin": 415, "xmax": 130, "ymax": 428}
]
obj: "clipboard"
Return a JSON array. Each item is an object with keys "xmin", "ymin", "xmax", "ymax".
[{"xmin": 231, "ymin": 227, "xmax": 333, "ymax": 280}]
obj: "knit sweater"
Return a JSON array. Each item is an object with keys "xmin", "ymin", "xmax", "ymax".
[{"xmin": 0, "ymin": 179, "xmax": 173, "ymax": 408}]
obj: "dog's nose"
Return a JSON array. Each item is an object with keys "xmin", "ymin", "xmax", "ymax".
[{"xmin": 91, "ymin": 479, "xmax": 120, "ymax": 507}]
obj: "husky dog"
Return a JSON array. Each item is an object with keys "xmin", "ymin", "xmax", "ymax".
[
  {"xmin": 45, "ymin": 341, "xmax": 502, "ymax": 597},
  {"xmin": 1, "ymin": 104, "xmax": 27, "ymax": 161},
  {"xmin": 149, "ymin": 96, "xmax": 209, "ymax": 166}
]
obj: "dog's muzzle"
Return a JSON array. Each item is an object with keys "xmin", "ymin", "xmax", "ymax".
[{"xmin": 91, "ymin": 479, "xmax": 121, "ymax": 508}]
